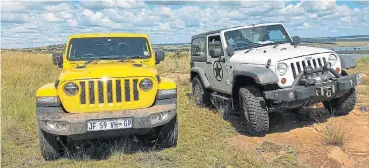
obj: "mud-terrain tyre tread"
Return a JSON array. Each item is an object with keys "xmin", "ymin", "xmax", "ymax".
[
  {"xmin": 323, "ymin": 88, "xmax": 356, "ymax": 116},
  {"xmin": 38, "ymin": 127, "xmax": 62, "ymax": 160},
  {"xmin": 239, "ymin": 86, "xmax": 269, "ymax": 136},
  {"xmin": 154, "ymin": 116, "xmax": 178, "ymax": 149},
  {"xmin": 192, "ymin": 76, "xmax": 210, "ymax": 107}
]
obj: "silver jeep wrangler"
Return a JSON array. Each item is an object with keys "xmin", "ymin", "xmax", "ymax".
[{"xmin": 190, "ymin": 23, "xmax": 363, "ymax": 136}]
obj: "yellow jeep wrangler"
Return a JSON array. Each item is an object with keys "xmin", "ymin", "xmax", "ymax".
[{"xmin": 36, "ymin": 33, "xmax": 178, "ymax": 160}]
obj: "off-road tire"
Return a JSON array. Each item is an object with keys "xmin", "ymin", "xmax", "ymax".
[
  {"xmin": 192, "ymin": 76, "xmax": 210, "ymax": 107},
  {"xmin": 239, "ymin": 86, "xmax": 269, "ymax": 136},
  {"xmin": 323, "ymin": 88, "xmax": 356, "ymax": 116},
  {"xmin": 153, "ymin": 115, "xmax": 178, "ymax": 149},
  {"xmin": 38, "ymin": 127, "xmax": 62, "ymax": 160}
]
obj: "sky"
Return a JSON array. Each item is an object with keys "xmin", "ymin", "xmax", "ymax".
[{"xmin": 1, "ymin": 0, "xmax": 369, "ymax": 48}]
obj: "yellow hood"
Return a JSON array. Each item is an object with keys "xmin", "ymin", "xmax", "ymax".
[
  {"xmin": 57, "ymin": 62, "xmax": 159, "ymax": 113},
  {"xmin": 59, "ymin": 62, "xmax": 157, "ymax": 81}
]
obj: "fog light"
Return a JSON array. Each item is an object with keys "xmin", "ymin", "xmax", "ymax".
[
  {"xmin": 46, "ymin": 121, "xmax": 68, "ymax": 132},
  {"xmin": 46, "ymin": 121, "xmax": 56, "ymax": 130},
  {"xmin": 281, "ymin": 78, "xmax": 287, "ymax": 84},
  {"xmin": 150, "ymin": 112, "xmax": 170, "ymax": 125}
]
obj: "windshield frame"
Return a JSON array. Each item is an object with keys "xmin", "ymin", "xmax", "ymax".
[
  {"xmin": 66, "ymin": 37, "xmax": 152, "ymax": 61},
  {"xmin": 221, "ymin": 24, "xmax": 293, "ymax": 51}
]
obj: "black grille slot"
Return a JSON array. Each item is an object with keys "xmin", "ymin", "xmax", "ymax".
[
  {"xmin": 107, "ymin": 80, "xmax": 113, "ymax": 103},
  {"xmin": 318, "ymin": 58, "xmax": 323, "ymax": 67},
  {"xmin": 313, "ymin": 59, "xmax": 318, "ymax": 68},
  {"xmin": 80, "ymin": 82, "xmax": 86, "ymax": 104},
  {"xmin": 296, "ymin": 62, "xmax": 302, "ymax": 73},
  {"xmin": 124, "ymin": 79, "xmax": 130, "ymax": 102},
  {"xmin": 98, "ymin": 81, "xmax": 104, "ymax": 103},
  {"xmin": 323, "ymin": 57, "xmax": 327, "ymax": 65},
  {"xmin": 116, "ymin": 80, "xmax": 122, "ymax": 102},
  {"xmin": 291, "ymin": 63, "xmax": 297, "ymax": 78},
  {"xmin": 133, "ymin": 79, "xmax": 139, "ymax": 101},
  {"xmin": 307, "ymin": 60, "xmax": 312, "ymax": 67},
  {"xmin": 89, "ymin": 81, "xmax": 95, "ymax": 104},
  {"xmin": 302, "ymin": 60, "xmax": 306, "ymax": 69}
]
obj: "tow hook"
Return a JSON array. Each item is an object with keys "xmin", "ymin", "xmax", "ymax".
[
  {"xmin": 325, "ymin": 89, "xmax": 332, "ymax": 97},
  {"xmin": 316, "ymin": 85, "xmax": 335, "ymax": 97}
]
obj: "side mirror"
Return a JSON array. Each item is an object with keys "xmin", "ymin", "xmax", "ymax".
[
  {"xmin": 226, "ymin": 46, "xmax": 235, "ymax": 56},
  {"xmin": 52, "ymin": 53, "xmax": 63, "ymax": 68},
  {"xmin": 209, "ymin": 48, "xmax": 223, "ymax": 58},
  {"xmin": 292, "ymin": 36, "xmax": 300, "ymax": 45},
  {"xmin": 155, "ymin": 51, "xmax": 165, "ymax": 64}
]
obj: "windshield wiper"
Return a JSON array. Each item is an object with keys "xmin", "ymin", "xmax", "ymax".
[
  {"xmin": 84, "ymin": 56, "xmax": 112, "ymax": 66},
  {"xmin": 273, "ymin": 42, "xmax": 288, "ymax": 48},
  {"xmin": 118, "ymin": 56, "xmax": 150, "ymax": 62},
  {"xmin": 244, "ymin": 43, "xmax": 261, "ymax": 53}
]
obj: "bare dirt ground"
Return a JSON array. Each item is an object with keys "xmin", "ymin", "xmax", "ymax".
[
  {"xmin": 165, "ymin": 73, "xmax": 369, "ymax": 168},
  {"xmin": 229, "ymin": 108, "xmax": 369, "ymax": 168}
]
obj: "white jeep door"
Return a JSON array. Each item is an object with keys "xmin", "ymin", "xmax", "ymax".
[{"xmin": 205, "ymin": 34, "xmax": 231, "ymax": 94}]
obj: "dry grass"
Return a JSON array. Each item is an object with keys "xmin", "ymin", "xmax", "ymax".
[
  {"xmin": 1, "ymin": 51, "xmax": 268, "ymax": 167},
  {"xmin": 324, "ymin": 125, "xmax": 346, "ymax": 147},
  {"xmin": 157, "ymin": 52, "xmax": 190, "ymax": 74},
  {"xmin": 2, "ymin": 50, "xmax": 367, "ymax": 167}
]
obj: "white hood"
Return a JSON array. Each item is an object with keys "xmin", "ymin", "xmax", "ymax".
[{"xmin": 229, "ymin": 44, "xmax": 334, "ymax": 65}]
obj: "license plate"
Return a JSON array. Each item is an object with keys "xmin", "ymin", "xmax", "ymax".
[{"xmin": 87, "ymin": 118, "xmax": 132, "ymax": 131}]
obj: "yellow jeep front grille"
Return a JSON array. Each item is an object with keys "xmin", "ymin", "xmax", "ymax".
[
  {"xmin": 79, "ymin": 79, "xmax": 140, "ymax": 105},
  {"xmin": 59, "ymin": 77, "xmax": 157, "ymax": 113}
]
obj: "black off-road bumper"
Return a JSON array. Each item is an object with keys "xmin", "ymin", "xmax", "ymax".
[
  {"xmin": 36, "ymin": 98, "xmax": 176, "ymax": 140},
  {"xmin": 264, "ymin": 73, "xmax": 362, "ymax": 102}
]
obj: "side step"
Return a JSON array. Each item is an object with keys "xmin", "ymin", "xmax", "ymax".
[{"xmin": 210, "ymin": 92, "xmax": 238, "ymax": 117}]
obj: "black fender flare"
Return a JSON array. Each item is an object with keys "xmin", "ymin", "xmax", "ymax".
[
  {"xmin": 339, "ymin": 55, "xmax": 356, "ymax": 69},
  {"xmin": 190, "ymin": 67, "xmax": 211, "ymax": 88},
  {"xmin": 233, "ymin": 67, "xmax": 278, "ymax": 86}
]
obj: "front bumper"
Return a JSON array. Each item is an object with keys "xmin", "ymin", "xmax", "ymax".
[
  {"xmin": 264, "ymin": 73, "xmax": 362, "ymax": 102},
  {"xmin": 36, "ymin": 98, "xmax": 177, "ymax": 139}
]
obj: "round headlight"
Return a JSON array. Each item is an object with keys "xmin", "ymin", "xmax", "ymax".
[
  {"xmin": 139, "ymin": 78, "xmax": 153, "ymax": 91},
  {"xmin": 64, "ymin": 82, "xmax": 79, "ymax": 96},
  {"xmin": 328, "ymin": 54, "xmax": 337, "ymax": 66},
  {"xmin": 277, "ymin": 63, "xmax": 288, "ymax": 76}
]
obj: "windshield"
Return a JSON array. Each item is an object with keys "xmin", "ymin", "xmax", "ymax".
[
  {"xmin": 67, "ymin": 37, "xmax": 151, "ymax": 60},
  {"xmin": 224, "ymin": 24, "xmax": 292, "ymax": 51}
]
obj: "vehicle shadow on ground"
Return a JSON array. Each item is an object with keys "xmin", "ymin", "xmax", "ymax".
[
  {"xmin": 60, "ymin": 136, "xmax": 156, "ymax": 160},
  {"xmin": 189, "ymin": 93, "xmax": 333, "ymax": 136}
]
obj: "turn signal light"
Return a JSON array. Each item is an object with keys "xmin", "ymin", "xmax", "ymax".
[
  {"xmin": 281, "ymin": 78, "xmax": 287, "ymax": 84},
  {"xmin": 336, "ymin": 68, "xmax": 340, "ymax": 73}
]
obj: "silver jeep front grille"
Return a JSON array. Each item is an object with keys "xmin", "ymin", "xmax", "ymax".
[{"xmin": 290, "ymin": 57, "xmax": 327, "ymax": 78}]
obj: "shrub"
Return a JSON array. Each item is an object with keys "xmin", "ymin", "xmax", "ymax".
[{"xmin": 324, "ymin": 125, "xmax": 345, "ymax": 147}]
